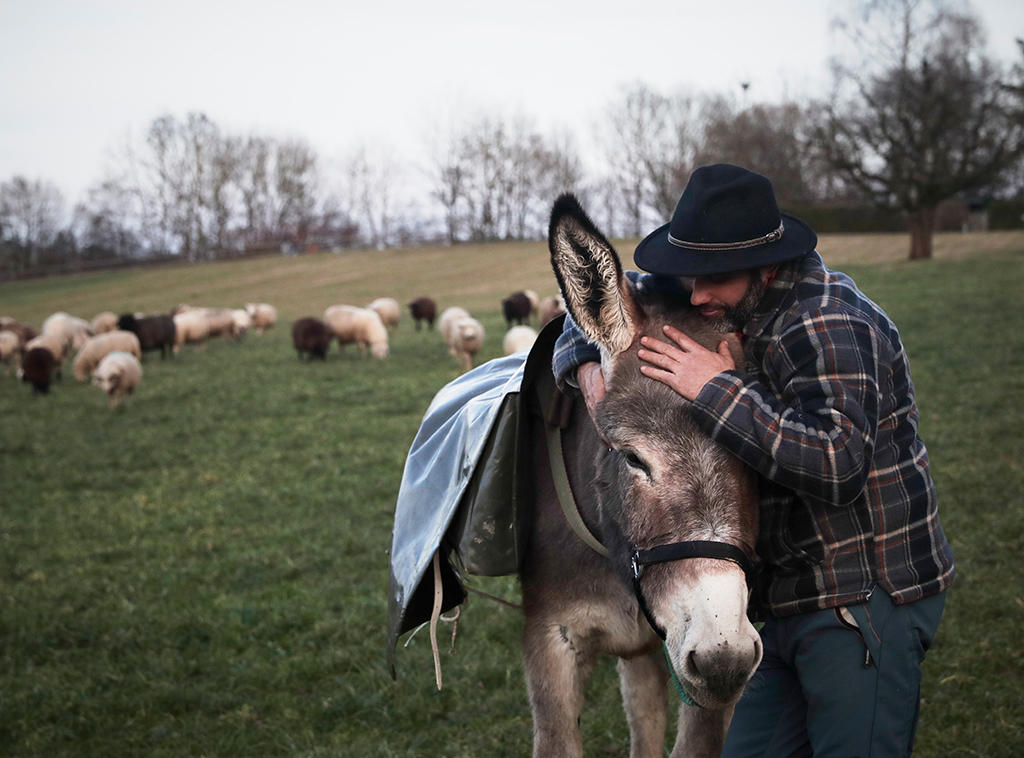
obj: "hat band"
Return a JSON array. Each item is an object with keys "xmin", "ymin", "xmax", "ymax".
[{"xmin": 668, "ymin": 220, "xmax": 785, "ymax": 251}]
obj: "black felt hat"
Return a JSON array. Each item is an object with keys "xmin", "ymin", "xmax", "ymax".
[{"xmin": 633, "ymin": 164, "xmax": 817, "ymax": 276}]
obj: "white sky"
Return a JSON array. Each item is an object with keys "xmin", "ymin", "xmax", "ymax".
[{"xmin": 1, "ymin": 0, "xmax": 1021, "ymax": 207}]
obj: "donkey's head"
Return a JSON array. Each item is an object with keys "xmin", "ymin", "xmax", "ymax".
[{"xmin": 548, "ymin": 194, "xmax": 762, "ymax": 708}]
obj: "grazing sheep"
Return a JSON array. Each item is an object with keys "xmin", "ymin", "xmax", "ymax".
[
  {"xmin": 0, "ymin": 330, "xmax": 20, "ymax": 374},
  {"xmin": 19, "ymin": 347, "xmax": 57, "ymax": 394},
  {"xmin": 245, "ymin": 303, "xmax": 278, "ymax": 334},
  {"xmin": 91, "ymin": 351, "xmax": 142, "ymax": 408},
  {"xmin": 408, "ymin": 296, "xmax": 437, "ymax": 330},
  {"xmin": 172, "ymin": 309, "xmax": 211, "ymax": 352},
  {"xmin": 523, "ymin": 288, "xmax": 540, "ymax": 317},
  {"xmin": 0, "ymin": 319, "xmax": 37, "ymax": 346},
  {"xmin": 203, "ymin": 308, "xmax": 239, "ymax": 339},
  {"xmin": 503, "ymin": 325, "xmax": 538, "ymax": 355},
  {"xmin": 539, "ymin": 295, "xmax": 567, "ymax": 326},
  {"xmin": 323, "ymin": 305, "xmax": 389, "ymax": 359},
  {"xmin": 291, "ymin": 317, "xmax": 333, "ymax": 360},
  {"xmin": 368, "ymin": 297, "xmax": 401, "ymax": 329},
  {"xmin": 91, "ymin": 311, "xmax": 118, "ymax": 334},
  {"xmin": 501, "ymin": 291, "xmax": 532, "ymax": 327},
  {"xmin": 232, "ymin": 309, "xmax": 252, "ymax": 337},
  {"xmin": 42, "ymin": 312, "xmax": 92, "ymax": 351},
  {"xmin": 438, "ymin": 306, "xmax": 471, "ymax": 344},
  {"xmin": 73, "ymin": 330, "xmax": 142, "ymax": 382},
  {"xmin": 117, "ymin": 313, "xmax": 176, "ymax": 359},
  {"xmin": 446, "ymin": 316, "xmax": 485, "ymax": 372},
  {"xmin": 25, "ymin": 332, "xmax": 73, "ymax": 368}
]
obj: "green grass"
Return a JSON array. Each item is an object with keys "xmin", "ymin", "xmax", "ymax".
[{"xmin": 1, "ymin": 235, "xmax": 1022, "ymax": 756}]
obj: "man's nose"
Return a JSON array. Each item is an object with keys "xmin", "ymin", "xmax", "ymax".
[{"xmin": 690, "ymin": 281, "xmax": 711, "ymax": 306}]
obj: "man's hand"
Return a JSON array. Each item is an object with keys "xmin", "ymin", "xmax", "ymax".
[
  {"xmin": 576, "ymin": 361, "xmax": 605, "ymax": 424},
  {"xmin": 637, "ymin": 325, "xmax": 736, "ymax": 401}
]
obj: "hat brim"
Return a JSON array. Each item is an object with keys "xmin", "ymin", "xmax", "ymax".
[{"xmin": 633, "ymin": 212, "xmax": 817, "ymax": 277}]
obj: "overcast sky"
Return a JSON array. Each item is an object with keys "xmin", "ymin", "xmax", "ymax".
[{"xmin": 1, "ymin": 0, "xmax": 1021, "ymax": 207}]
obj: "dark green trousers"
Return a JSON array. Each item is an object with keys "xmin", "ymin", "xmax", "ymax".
[{"xmin": 722, "ymin": 589, "xmax": 946, "ymax": 758}]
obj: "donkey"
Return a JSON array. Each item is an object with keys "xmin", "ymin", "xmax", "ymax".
[{"xmin": 520, "ymin": 194, "xmax": 762, "ymax": 757}]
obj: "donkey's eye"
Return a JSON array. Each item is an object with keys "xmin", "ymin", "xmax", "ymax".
[{"xmin": 622, "ymin": 450, "xmax": 651, "ymax": 477}]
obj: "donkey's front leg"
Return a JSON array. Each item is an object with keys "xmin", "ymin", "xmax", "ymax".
[
  {"xmin": 617, "ymin": 650, "xmax": 669, "ymax": 758},
  {"xmin": 523, "ymin": 618, "xmax": 592, "ymax": 758},
  {"xmin": 670, "ymin": 702, "xmax": 735, "ymax": 758}
]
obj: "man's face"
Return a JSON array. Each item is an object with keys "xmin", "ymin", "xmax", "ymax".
[{"xmin": 682, "ymin": 268, "xmax": 769, "ymax": 332}]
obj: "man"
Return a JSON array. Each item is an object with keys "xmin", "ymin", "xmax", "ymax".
[{"xmin": 553, "ymin": 164, "xmax": 955, "ymax": 757}]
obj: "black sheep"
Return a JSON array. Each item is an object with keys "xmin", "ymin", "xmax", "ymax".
[
  {"xmin": 21, "ymin": 347, "xmax": 56, "ymax": 394},
  {"xmin": 502, "ymin": 291, "xmax": 532, "ymax": 327},
  {"xmin": 291, "ymin": 317, "xmax": 332, "ymax": 360},
  {"xmin": 408, "ymin": 297, "xmax": 437, "ymax": 331},
  {"xmin": 117, "ymin": 313, "xmax": 176, "ymax": 359}
]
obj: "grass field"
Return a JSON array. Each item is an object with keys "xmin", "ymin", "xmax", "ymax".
[{"xmin": 1, "ymin": 230, "xmax": 1023, "ymax": 757}]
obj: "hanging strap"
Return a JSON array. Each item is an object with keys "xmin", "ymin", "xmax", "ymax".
[{"xmin": 545, "ymin": 421, "xmax": 610, "ymax": 558}]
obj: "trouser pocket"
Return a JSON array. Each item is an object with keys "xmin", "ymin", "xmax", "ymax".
[{"xmin": 834, "ymin": 606, "xmax": 874, "ymax": 668}]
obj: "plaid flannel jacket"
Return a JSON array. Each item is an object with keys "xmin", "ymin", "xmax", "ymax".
[{"xmin": 552, "ymin": 253, "xmax": 955, "ymax": 618}]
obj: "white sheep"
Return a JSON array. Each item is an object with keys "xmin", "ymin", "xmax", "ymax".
[
  {"xmin": 438, "ymin": 306, "xmax": 471, "ymax": 345},
  {"xmin": 231, "ymin": 309, "xmax": 252, "ymax": 337},
  {"xmin": 91, "ymin": 311, "xmax": 118, "ymax": 334},
  {"xmin": 73, "ymin": 330, "xmax": 142, "ymax": 382},
  {"xmin": 42, "ymin": 311, "xmax": 92, "ymax": 351},
  {"xmin": 92, "ymin": 351, "xmax": 142, "ymax": 408},
  {"xmin": 0, "ymin": 330, "xmax": 20, "ymax": 374},
  {"xmin": 503, "ymin": 325, "xmax": 538, "ymax": 356},
  {"xmin": 367, "ymin": 297, "xmax": 401, "ymax": 329},
  {"xmin": 172, "ymin": 309, "xmax": 211, "ymax": 352},
  {"xmin": 245, "ymin": 303, "xmax": 278, "ymax": 334},
  {"xmin": 523, "ymin": 289, "xmax": 540, "ymax": 317},
  {"xmin": 323, "ymin": 304, "xmax": 389, "ymax": 359},
  {"xmin": 539, "ymin": 295, "xmax": 567, "ymax": 326},
  {"xmin": 447, "ymin": 316, "xmax": 485, "ymax": 372}
]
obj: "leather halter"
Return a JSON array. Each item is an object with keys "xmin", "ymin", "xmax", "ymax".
[{"xmin": 631, "ymin": 541, "xmax": 754, "ymax": 641}]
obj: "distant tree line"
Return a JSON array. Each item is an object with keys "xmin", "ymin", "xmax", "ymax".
[{"xmin": 2, "ymin": 0, "xmax": 1022, "ymax": 278}]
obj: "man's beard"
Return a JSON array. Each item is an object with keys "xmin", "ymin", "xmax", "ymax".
[{"xmin": 706, "ymin": 275, "xmax": 768, "ymax": 333}]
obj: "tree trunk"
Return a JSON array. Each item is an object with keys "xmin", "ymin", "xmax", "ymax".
[{"xmin": 908, "ymin": 207, "xmax": 935, "ymax": 260}]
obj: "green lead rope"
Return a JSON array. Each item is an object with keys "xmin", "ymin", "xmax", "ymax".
[{"xmin": 664, "ymin": 643, "xmax": 700, "ymax": 708}]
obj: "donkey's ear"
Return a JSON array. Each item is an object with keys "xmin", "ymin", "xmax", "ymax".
[{"xmin": 548, "ymin": 193, "xmax": 635, "ymax": 356}]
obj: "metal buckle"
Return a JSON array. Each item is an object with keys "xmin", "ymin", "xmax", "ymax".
[{"xmin": 631, "ymin": 551, "xmax": 643, "ymax": 580}]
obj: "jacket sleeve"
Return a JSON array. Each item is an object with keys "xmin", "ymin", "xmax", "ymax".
[{"xmin": 689, "ymin": 308, "xmax": 884, "ymax": 507}]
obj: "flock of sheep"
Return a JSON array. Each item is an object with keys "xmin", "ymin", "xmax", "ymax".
[{"xmin": 0, "ymin": 290, "xmax": 567, "ymax": 408}]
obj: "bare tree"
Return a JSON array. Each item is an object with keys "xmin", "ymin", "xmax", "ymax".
[
  {"xmin": 0, "ymin": 176, "xmax": 66, "ymax": 271},
  {"xmin": 812, "ymin": 0, "xmax": 1024, "ymax": 259},
  {"xmin": 599, "ymin": 83, "xmax": 701, "ymax": 235}
]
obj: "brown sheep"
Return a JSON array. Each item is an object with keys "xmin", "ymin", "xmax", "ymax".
[
  {"xmin": 408, "ymin": 297, "xmax": 437, "ymax": 330},
  {"xmin": 291, "ymin": 317, "xmax": 333, "ymax": 360}
]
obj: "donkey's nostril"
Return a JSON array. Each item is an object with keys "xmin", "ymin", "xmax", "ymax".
[{"xmin": 686, "ymin": 649, "xmax": 703, "ymax": 680}]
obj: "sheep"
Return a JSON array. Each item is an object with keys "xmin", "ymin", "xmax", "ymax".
[
  {"xmin": 539, "ymin": 295, "xmax": 567, "ymax": 326},
  {"xmin": 91, "ymin": 351, "xmax": 142, "ymax": 408},
  {"xmin": 368, "ymin": 297, "xmax": 401, "ymax": 329},
  {"xmin": 0, "ymin": 330, "xmax": 20, "ymax": 374},
  {"xmin": 245, "ymin": 303, "xmax": 278, "ymax": 334},
  {"xmin": 408, "ymin": 296, "xmax": 437, "ymax": 330},
  {"xmin": 91, "ymin": 311, "xmax": 118, "ymax": 334},
  {"xmin": 438, "ymin": 306, "xmax": 471, "ymax": 344},
  {"xmin": 0, "ymin": 319, "xmax": 37, "ymax": 346},
  {"xmin": 42, "ymin": 312, "xmax": 92, "ymax": 351},
  {"xmin": 25, "ymin": 332, "xmax": 73, "ymax": 367},
  {"xmin": 523, "ymin": 288, "xmax": 540, "ymax": 317},
  {"xmin": 446, "ymin": 316, "xmax": 485, "ymax": 372},
  {"xmin": 19, "ymin": 347, "xmax": 57, "ymax": 394},
  {"xmin": 503, "ymin": 325, "xmax": 538, "ymax": 355},
  {"xmin": 501, "ymin": 291, "xmax": 532, "ymax": 327},
  {"xmin": 232, "ymin": 309, "xmax": 252, "ymax": 337},
  {"xmin": 203, "ymin": 308, "xmax": 239, "ymax": 339},
  {"xmin": 172, "ymin": 309, "xmax": 211, "ymax": 352},
  {"xmin": 117, "ymin": 313, "xmax": 176, "ymax": 359},
  {"xmin": 291, "ymin": 317, "xmax": 333, "ymax": 360},
  {"xmin": 73, "ymin": 330, "xmax": 142, "ymax": 382},
  {"xmin": 323, "ymin": 305, "xmax": 389, "ymax": 359}
]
